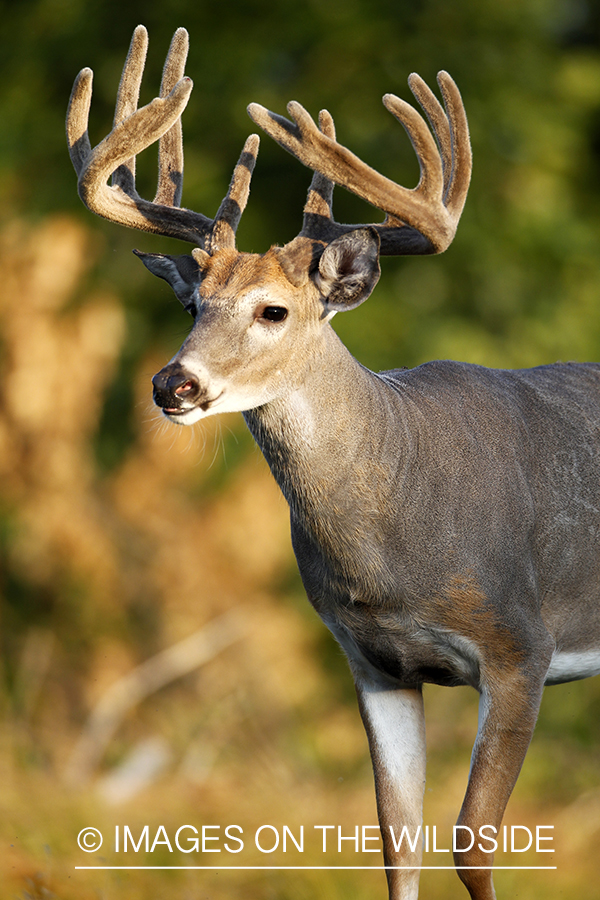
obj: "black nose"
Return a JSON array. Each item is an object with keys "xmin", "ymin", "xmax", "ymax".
[{"xmin": 152, "ymin": 363, "xmax": 199, "ymax": 409}]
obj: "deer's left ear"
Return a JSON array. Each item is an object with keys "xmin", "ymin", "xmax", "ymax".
[
  {"xmin": 316, "ymin": 228, "xmax": 381, "ymax": 311},
  {"xmin": 133, "ymin": 250, "xmax": 203, "ymax": 308}
]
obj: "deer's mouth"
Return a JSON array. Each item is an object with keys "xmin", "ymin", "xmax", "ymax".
[{"xmin": 161, "ymin": 391, "xmax": 224, "ymax": 422}]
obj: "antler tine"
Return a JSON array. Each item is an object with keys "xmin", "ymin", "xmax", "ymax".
[
  {"xmin": 300, "ymin": 110, "xmax": 336, "ymax": 236},
  {"xmin": 436, "ymin": 71, "xmax": 472, "ymax": 220},
  {"xmin": 380, "ymin": 92, "xmax": 445, "ymax": 203},
  {"xmin": 66, "ymin": 68, "xmax": 94, "ymax": 176},
  {"xmin": 211, "ymin": 133, "xmax": 260, "ymax": 251},
  {"xmin": 247, "ymin": 71, "xmax": 471, "ymax": 255},
  {"xmin": 154, "ymin": 27, "xmax": 189, "ymax": 207},
  {"xmin": 406, "ymin": 73, "xmax": 453, "ymax": 198},
  {"xmin": 111, "ymin": 25, "xmax": 148, "ymax": 196}
]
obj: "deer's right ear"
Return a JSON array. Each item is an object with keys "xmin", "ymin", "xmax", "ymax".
[
  {"xmin": 316, "ymin": 228, "xmax": 381, "ymax": 311},
  {"xmin": 133, "ymin": 250, "xmax": 204, "ymax": 308}
]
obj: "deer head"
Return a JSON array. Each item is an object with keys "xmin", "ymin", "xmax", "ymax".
[{"xmin": 66, "ymin": 25, "xmax": 471, "ymax": 424}]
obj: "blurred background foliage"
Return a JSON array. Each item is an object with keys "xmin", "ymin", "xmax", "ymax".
[{"xmin": 1, "ymin": 0, "xmax": 600, "ymax": 897}]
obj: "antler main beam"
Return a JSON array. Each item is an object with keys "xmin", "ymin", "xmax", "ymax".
[
  {"xmin": 247, "ymin": 72, "xmax": 471, "ymax": 255},
  {"xmin": 66, "ymin": 25, "xmax": 259, "ymax": 251}
]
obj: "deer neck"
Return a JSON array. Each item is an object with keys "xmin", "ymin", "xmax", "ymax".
[{"xmin": 243, "ymin": 325, "xmax": 404, "ymax": 584}]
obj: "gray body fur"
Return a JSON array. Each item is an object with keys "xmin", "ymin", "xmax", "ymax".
[{"xmin": 245, "ymin": 330, "xmax": 600, "ymax": 692}]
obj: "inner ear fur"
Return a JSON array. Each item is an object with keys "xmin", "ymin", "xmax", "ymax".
[{"xmin": 316, "ymin": 228, "xmax": 381, "ymax": 310}]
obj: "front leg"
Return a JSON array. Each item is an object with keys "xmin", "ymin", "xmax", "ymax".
[
  {"xmin": 453, "ymin": 661, "xmax": 550, "ymax": 900},
  {"xmin": 355, "ymin": 675, "xmax": 426, "ymax": 900}
]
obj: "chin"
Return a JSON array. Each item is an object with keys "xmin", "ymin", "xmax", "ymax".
[{"xmin": 160, "ymin": 407, "xmax": 207, "ymax": 426}]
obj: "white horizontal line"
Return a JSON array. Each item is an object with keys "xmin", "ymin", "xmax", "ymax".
[{"xmin": 75, "ymin": 865, "xmax": 557, "ymax": 871}]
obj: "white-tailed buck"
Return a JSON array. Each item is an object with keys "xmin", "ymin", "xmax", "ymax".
[{"xmin": 68, "ymin": 26, "xmax": 600, "ymax": 900}]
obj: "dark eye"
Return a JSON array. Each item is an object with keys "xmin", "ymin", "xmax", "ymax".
[
  {"xmin": 184, "ymin": 303, "xmax": 197, "ymax": 317},
  {"xmin": 261, "ymin": 306, "xmax": 288, "ymax": 323}
]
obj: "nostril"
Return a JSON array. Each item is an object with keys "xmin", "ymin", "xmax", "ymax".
[{"xmin": 175, "ymin": 379, "xmax": 195, "ymax": 395}]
